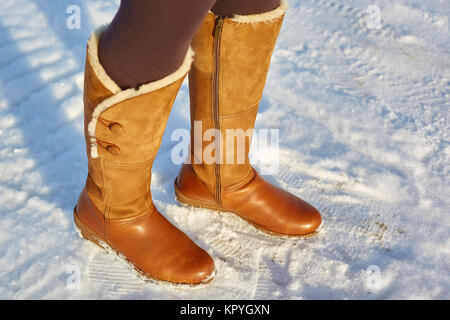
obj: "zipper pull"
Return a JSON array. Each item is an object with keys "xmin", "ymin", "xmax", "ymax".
[{"xmin": 214, "ymin": 16, "xmax": 224, "ymax": 38}]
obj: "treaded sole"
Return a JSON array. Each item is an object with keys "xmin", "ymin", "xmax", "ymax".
[
  {"xmin": 73, "ymin": 208, "xmax": 216, "ymax": 287},
  {"xmin": 174, "ymin": 180, "xmax": 320, "ymax": 239}
]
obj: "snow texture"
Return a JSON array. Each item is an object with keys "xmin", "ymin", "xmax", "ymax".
[{"xmin": 0, "ymin": 0, "xmax": 448, "ymax": 299}]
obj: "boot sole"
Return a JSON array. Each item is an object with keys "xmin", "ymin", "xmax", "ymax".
[
  {"xmin": 174, "ymin": 180, "xmax": 320, "ymax": 239},
  {"xmin": 73, "ymin": 208, "xmax": 215, "ymax": 286}
]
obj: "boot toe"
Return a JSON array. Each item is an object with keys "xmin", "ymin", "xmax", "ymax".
[
  {"xmin": 283, "ymin": 196, "xmax": 322, "ymax": 236},
  {"xmin": 171, "ymin": 248, "xmax": 216, "ymax": 284},
  {"xmin": 294, "ymin": 206, "xmax": 322, "ymax": 236},
  {"xmin": 188, "ymin": 252, "xmax": 216, "ymax": 284}
]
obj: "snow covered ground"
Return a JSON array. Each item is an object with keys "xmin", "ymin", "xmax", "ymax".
[{"xmin": 0, "ymin": 0, "xmax": 448, "ymax": 299}]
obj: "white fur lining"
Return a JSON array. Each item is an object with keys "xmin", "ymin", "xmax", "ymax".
[
  {"xmin": 231, "ymin": 0, "xmax": 288, "ymax": 24},
  {"xmin": 87, "ymin": 26, "xmax": 122, "ymax": 94},
  {"xmin": 86, "ymin": 26, "xmax": 194, "ymax": 158}
]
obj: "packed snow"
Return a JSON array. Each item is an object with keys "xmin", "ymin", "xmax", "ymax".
[{"xmin": 0, "ymin": 0, "xmax": 448, "ymax": 299}]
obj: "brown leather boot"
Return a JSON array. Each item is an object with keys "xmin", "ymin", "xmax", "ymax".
[
  {"xmin": 175, "ymin": 1, "xmax": 322, "ymax": 237},
  {"xmin": 74, "ymin": 27, "xmax": 215, "ymax": 284}
]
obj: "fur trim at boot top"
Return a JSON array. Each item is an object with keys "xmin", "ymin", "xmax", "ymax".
[
  {"xmin": 86, "ymin": 25, "xmax": 194, "ymax": 158},
  {"xmin": 231, "ymin": 0, "xmax": 288, "ymax": 24}
]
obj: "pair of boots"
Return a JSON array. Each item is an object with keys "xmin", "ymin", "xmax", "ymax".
[{"xmin": 75, "ymin": 3, "xmax": 322, "ymax": 285}]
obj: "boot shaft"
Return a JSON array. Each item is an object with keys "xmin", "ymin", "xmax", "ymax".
[
  {"xmin": 83, "ymin": 28, "xmax": 193, "ymax": 219},
  {"xmin": 188, "ymin": 2, "xmax": 287, "ymax": 202}
]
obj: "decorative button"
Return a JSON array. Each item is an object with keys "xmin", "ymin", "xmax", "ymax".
[
  {"xmin": 106, "ymin": 145, "xmax": 120, "ymax": 156},
  {"xmin": 109, "ymin": 122, "xmax": 124, "ymax": 134}
]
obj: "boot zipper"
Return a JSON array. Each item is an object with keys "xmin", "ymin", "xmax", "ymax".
[{"xmin": 213, "ymin": 16, "xmax": 224, "ymax": 205}]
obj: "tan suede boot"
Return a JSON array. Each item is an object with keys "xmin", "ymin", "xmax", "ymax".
[
  {"xmin": 74, "ymin": 27, "xmax": 215, "ymax": 284},
  {"xmin": 175, "ymin": 2, "xmax": 322, "ymax": 237}
]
